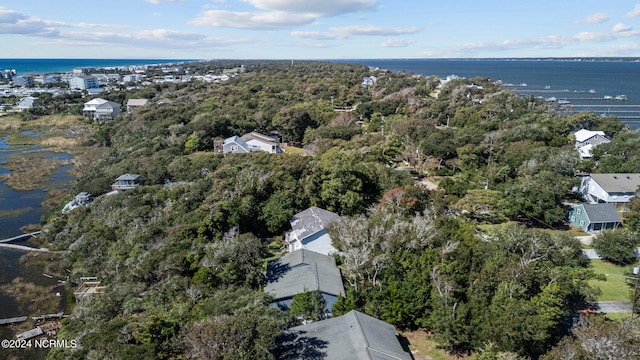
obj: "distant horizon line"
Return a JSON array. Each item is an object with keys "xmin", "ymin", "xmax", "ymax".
[{"xmin": 1, "ymin": 57, "xmax": 639, "ymax": 61}]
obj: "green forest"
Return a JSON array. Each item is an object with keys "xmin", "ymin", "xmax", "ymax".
[{"xmin": 17, "ymin": 61, "xmax": 640, "ymax": 359}]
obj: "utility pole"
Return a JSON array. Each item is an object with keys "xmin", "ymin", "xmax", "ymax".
[{"xmin": 633, "ymin": 265, "xmax": 639, "ymax": 319}]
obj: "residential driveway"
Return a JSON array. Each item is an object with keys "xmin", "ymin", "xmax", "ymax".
[
  {"xmin": 593, "ymin": 301, "xmax": 633, "ymax": 313},
  {"xmin": 582, "ymin": 249, "xmax": 601, "ymax": 259},
  {"xmin": 576, "ymin": 234, "xmax": 596, "ymax": 246}
]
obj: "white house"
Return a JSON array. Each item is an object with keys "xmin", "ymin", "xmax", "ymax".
[
  {"xmin": 285, "ymin": 207, "xmax": 340, "ymax": 256},
  {"xmin": 222, "ymin": 136, "xmax": 255, "ymax": 154},
  {"xmin": 222, "ymin": 132, "xmax": 283, "ymax": 155},
  {"xmin": 126, "ymin": 98, "xmax": 150, "ymax": 111},
  {"xmin": 240, "ymin": 131, "xmax": 283, "ymax": 153},
  {"xmin": 574, "ymin": 129, "xmax": 610, "ymax": 148},
  {"xmin": 83, "ymin": 98, "xmax": 120, "ymax": 122},
  {"xmin": 16, "ymin": 96, "xmax": 37, "ymax": 110},
  {"xmin": 579, "ymin": 173, "xmax": 640, "ymax": 207},
  {"xmin": 69, "ymin": 75, "xmax": 99, "ymax": 90}
]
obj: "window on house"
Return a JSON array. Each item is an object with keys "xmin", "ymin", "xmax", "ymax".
[
  {"xmin": 571, "ymin": 216, "xmax": 575, "ymax": 222},
  {"xmin": 579, "ymin": 220, "xmax": 584, "ymax": 227},
  {"xmin": 576, "ymin": 209, "xmax": 581, "ymax": 215}
]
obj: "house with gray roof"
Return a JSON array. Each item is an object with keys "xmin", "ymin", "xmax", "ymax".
[
  {"xmin": 574, "ymin": 129, "xmax": 610, "ymax": 149},
  {"xmin": 265, "ymin": 249, "xmax": 345, "ymax": 314},
  {"xmin": 579, "ymin": 173, "xmax": 640, "ymax": 207},
  {"xmin": 286, "ymin": 207, "xmax": 340, "ymax": 256},
  {"xmin": 222, "ymin": 131, "xmax": 283, "ymax": 155},
  {"xmin": 112, "ymin": 174, "xmax": 142, "ymax": 191},
  {"xmin": 568, "ymin": 203, "xmax": 621, "ymax": 232},
  {"xmin": 83, "ymin": 98, "xmax": 121, "ymax": 122},
  {"xmin": 126, "ymin": 98, "xmax": 150, "ymax": 111},
  {"xmin": 222, "ymin": 135, "xmax": 256, "ymax": 154},
  {"xmin": 574, "ymin": 129, "xmax": 610, "ymax": 159},
  {"xmin": 275, "ymin": 310, "xmax": 413, "ymax": 360}
]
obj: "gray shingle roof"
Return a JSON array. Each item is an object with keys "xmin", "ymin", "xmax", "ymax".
[
  {"xmin": 277, "ymin": 310, "xmax": 413, "ymax": 360},
  {"xmin": 265, "ymin": 249, "xmax": 344, "ymax": 301},
  {"xmin": 290, "ymin": 207, "xmax": 340, "ymax": 241},
  {"xmin": 115, "ymin": 174, "xmax": 140, "ymax": 181},
  {"xmin": 590, "ymin": 173, "xmax": 640, "ymax": 193},
  {"xmin": 581, "ymin": 203, "xmax": 621, "ymax": 223},
  {"xmin": 223, "ymin": 135, "xmax": 251, "ymax": 152}
]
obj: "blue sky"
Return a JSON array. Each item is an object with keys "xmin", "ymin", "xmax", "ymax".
[{"xmin": 1, "ymin": 1, "xmax": 640, "ymax": 59}]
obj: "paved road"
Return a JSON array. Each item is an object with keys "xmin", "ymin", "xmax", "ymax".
[
  {"xmin": 593, "ymin": 301, "xmax": 633, "ymax": 313},
  {"xmin": 581, "ymin": 247, "xmax": 640, "ymax": 260}
]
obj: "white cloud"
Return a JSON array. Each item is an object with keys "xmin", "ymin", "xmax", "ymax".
[
  {"xmin": 425, "ymin": 26, "xmax": 640, "ymax": 57},
  {"xmin": 191, "ymin": 0, "xmax": 378, "ymax": 30},
  {"xmin": 626, "ymin": 3, "xmax": 640, "ymax": 18},
  {"xmin": 145, "ymin": 0, "xmax": 186, "ymax": 4},
  {"xmin": 241, "ymin": 0, "xmax": 376, "ymax": 17},
  {"xmin": 381, "ymin": 38, "xmax": 415, "ymax": 48},
  {"xmin": 575, "ymin": 12, "xmax": 609, "ymax": 24},
  {"xmin": 0, "ymin": 7, "xmax": 59, "ymax": 36},
  {"xmin": 0, "ymin": 7, "xmax": 247, "ymax": 51},
  {"xmin": 290, "ymin": 31, "xmax": 344, "ymax": 40},
  {"xmin": 612, "ymin": 23, "xmax": 632, "ymax": 32},
  {"xmin": 190, "ymin": 10, "xmax": 315, "ymax": 29},
  {"xmin": 332, "ymin": 25, "xmax": 420, "ymax": 36},
  {"xmin": 292, "ymin": 25, "xmax": 420, "ymax": 40}
]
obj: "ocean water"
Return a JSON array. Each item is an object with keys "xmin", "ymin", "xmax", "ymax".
[
  {"xmin": 0, "ymin": 58, "xmax": 196, "ymax": 75},
  {"xmin": 343, "ymin": 59, "xmax": 640, "ymax": 129}
]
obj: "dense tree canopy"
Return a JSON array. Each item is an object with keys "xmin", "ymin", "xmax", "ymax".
[{"xmin": 32, "ymin": 60, "xmax": 637, "ymax": 359}]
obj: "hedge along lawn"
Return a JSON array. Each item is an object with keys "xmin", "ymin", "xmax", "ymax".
[{"xmin": 588, "ymin": 260, "xmax": 635, "ymax": 301}]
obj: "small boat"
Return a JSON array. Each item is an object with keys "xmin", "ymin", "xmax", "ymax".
[
  {"xmin": 604, "ymin": 95, "xmax": 613, "ymax": 100},
  {"xmin": 589, "ymin": 89, "xmax": 596, "ymax": 93},
  {"xmin": 615, "ymin": 95, "xmax": 627, "ymax": 101},
  {"xmin": 544, "ymin": 85, "xmax": 551, "ymax": 89},
  {"xmin": 558, "ymin": 99, "xmax": 571, "ymax": 105},
  {"xmin": 520, "ymin": 83, "xmax": 527, "ymax": 87},
  {"xmin": 546, "ymin": 97, "xmax": 557, "ymax": 102}
]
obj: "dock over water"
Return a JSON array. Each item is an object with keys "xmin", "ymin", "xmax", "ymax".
[
  {"xmin": 0, "ymin": 316, "xmax": 28, "ymax": 325},
  {"xmin": 0, "ymin": 231, "xmax": 42, "ymax": 244}
]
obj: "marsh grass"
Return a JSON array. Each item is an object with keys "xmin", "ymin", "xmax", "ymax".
[
  {"xmin": 0, "ymin": 153, "xmax": 70, "ymax": 191},
  {"xmin": 0, "ymin": 207, "xmax": 32, "ymax": 219}
]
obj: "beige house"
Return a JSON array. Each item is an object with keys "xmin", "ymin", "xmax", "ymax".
[{"xmin": 126, "ymin": 98, "xmax": 150, "ymax": 111}]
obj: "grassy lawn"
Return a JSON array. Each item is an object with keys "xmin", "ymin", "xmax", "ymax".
[
  {"xmin": 402, "ymin": 331, "xmax": 465, "ymax": 360},
  {"xmin": 588, "ymin": 260, "xmax": 634, "ymax": 301},
  {"xmin": 282, "ymin": 146, "xmax": 305, "ymax": 155},
  {"xmin": 604, "ymin": 312, "xmax": 632, "ymax": 321}
]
